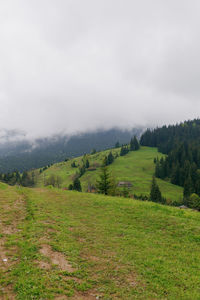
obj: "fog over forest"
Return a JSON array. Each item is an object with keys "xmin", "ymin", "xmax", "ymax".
[{"xmin": 1, "ymin": 0, "xmax": 200, "ymax": 138}]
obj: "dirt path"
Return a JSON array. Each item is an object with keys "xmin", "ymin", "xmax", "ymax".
[{"xmin": 0, "ymin": 187, "xmax": 26, "ymax": 299}]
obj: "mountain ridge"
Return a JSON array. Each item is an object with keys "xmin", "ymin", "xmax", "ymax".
[{"xmin": 0, "ymin": 127, "xmax": 144, "ymax": 172}]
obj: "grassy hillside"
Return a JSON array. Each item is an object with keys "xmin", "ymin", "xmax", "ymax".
[
  {"xmin": 36, "ymin": 147, "xmax": 183, "ymax": 203},
  {"xmin": 0, "ymin": 183, "xmax": 199, "ymax": 299}
]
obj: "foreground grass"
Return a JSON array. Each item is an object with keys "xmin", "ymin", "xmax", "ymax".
[
  {"xmin": 37, "ymin": 147, "xmax": 183, "ymax": 203},
  {"xmin": 0, "ymin": 184, "xmax": 199, "ymax": 299}
]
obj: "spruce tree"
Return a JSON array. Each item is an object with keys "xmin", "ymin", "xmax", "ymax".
[
  {"xmin": 130, "ymin": 138, "xmax": 135, "ymax": 151},
  {"xmin": 171, "ymin": 163, "xmax": 180, "ymax": 185},
  {"xmin": 96, "ymin": 166, "xmax": 111, "ymax": 195},
  {"xmin": 85, "ymin": 159, "xmax": 90, "ymax": 169},
  {"xmin": 130, "ymin": 136, "xmax": 140, "ymax": 151},
  {"xmin": 68, "ymin": 184, "xmax": 73, "ymax": 190},
  {"xmin": 107, "ymin": 152, "xmax": 114, "ymax": 165},
  {"xmin": 71, "ymin": 161, "xmax": 76, "ymax": 168},
  {"xmin": 155, "ymin": 161, "xmax": 161, "ymax": 178},
  {"xmin": 120, "ymin": 145, "xmax": 129, "ymax": 156},
  {"xmin": 149, "ymin": 176, "xmax": 162, "ymax": 203},
  {"xmin": 79, "ymin": 165, "xmax": 86, "ymax": 177},
  {"xmin": 15, "ymin": 171, "xmax": 21, "ymax": 184},
  {"xmin": 73, "ymin": 177, "xmax": 82, "ymax": 192}
]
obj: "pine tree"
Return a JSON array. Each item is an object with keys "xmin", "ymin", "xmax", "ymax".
[
  {"xmin": 155, "ymin": 161, "xmax": 161, "ymax": 178},
  {"xmin": 130, "ymin": 138, "xmax": 134, "ymax": 151},
  {"xmin": 71, "ymin": 161, "xmax": 76, "ymax": 168},
  {"xmin": 79, "ymin": 165, "xmax": 86, "ymax": 177},
  {"xmin": 96, "ymin": 166, "xmax": 111, "ymax": 195},
  {"xmin": 21, "ymin": 171, "xmax": 34, "ymax": 187},
  {"xmin": 73, "ymin": 177, "xmax": 82, "ymax": 192},
  {"xmin": 130, "ymin": 136, "xmax": 140, "ymax": 151},
  {"xmin": 149, "ymin": 176, "xmax": 162, "ymax": 203},
  {"xmin": 85, "ymin": 159, "xmax": 90, "ymax": 169},
  {"xmin": 120, "ymin": 145, "xmax": 129, "ymax": 156},
  {"xmin": 107, "ymin": 152, "xmax": 114, "ymax": 165},
  {"xmin": 15, "ymin": 171, "xmax": 21, "ymax": 184},
  {"xmin": 171, "ymin": 163, "xmax": 180, "ymax": 185},
  {"xmin": 68, "ymin": 184, "xmax": 73, "ymax": 190}
]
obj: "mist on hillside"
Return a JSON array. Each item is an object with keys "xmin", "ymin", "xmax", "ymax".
[
  {"xmin": 1, "ymin": 1, "xmax": 200, "ymax": 139},
  {"xmin": 0, "ymin": 127, "xmax": 144, "ymax": 172}
]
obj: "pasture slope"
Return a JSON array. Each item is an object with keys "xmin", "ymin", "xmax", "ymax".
[
  {"xmin": 36, "ymin": 147, "xmax": 183, "ymax": 204},
  {"xmin": 0, "ymin": 183, "xmax": 199, "ymax": 299}
]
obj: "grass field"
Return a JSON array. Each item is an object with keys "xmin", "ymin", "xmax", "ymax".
[
  {"xmin": 0, "ymin": 183, "xmax": 199, "ymax": 299},
  {"xmin": 36, "ymin": 147, "xmax": 183, "ymax": 204}
]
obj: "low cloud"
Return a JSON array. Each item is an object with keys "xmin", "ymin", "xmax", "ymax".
[
  {"xmin": 0, "ymin": 129, "xmax": 26, "ymax": 143},
  {"xmin": 0, "ymin": 0, "xmax": 200, "ymax": 138}
]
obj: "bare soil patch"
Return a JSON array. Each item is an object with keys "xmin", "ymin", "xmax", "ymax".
[
  {"xmin": 127, "ymin": 273, "xmax": 138, "ymax": 287},
  {"xmin": 39, "ymin": 244, "xmax": 75, "ymax": 272},
  {"xmin": 72, "ymin": 292, "xmax": 98, "ymax": 299},
  {"xmin": 0, "ymin": 286, "xmax": 16, "ymax": 300},
  {"xmin": 37, "ymin": 260, "xmax": 51, "ymax": 270},
  {"xmin": 1, "ymin": 225, "xmax": 17, "ymax": 235}
]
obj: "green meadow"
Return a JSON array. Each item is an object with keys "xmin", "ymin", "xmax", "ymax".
[
  {"xmin": 36, "ymin": 147, "xmax": 183, "ymax": 204},
  {"xmin": 0, "ymin": 184, "xmax": 199, "ymax": 299}
]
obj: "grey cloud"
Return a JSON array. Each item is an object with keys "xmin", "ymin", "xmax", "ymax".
[
  {"xmin": 0, "ymin": 0, "xmax": 200, "ymax": 138},
  {"xmin": 0, "ymin": 129, "xmax": 26, "ymax": 143}
]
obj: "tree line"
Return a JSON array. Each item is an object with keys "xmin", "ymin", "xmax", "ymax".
[
  {"xmin": 0, "ymin": 171, "xmax": 35, "ymax": 187},
  {"xmin": 140, "ymin": 119, "xmax": 200, "ymax": 209},
  {"xmin": 120, "ymin": 136, "xmax": 140, "ymax": 156}
]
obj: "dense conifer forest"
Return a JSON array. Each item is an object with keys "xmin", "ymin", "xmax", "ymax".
[{"xmin": 140, "ymin": 119, "xmax": 200, "ymax": 207}]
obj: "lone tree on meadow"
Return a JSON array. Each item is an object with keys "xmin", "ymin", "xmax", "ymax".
[
  {"xmin": 149, "ymin": 176, "xmax": 163, "ymax": 203},
  {"xmin": 96, "ymin": 166, "xmax": 111, "ymax": 195},
  {"xmin": 68, "ymin": 176, "xmax": 82, "ymax": 192}
]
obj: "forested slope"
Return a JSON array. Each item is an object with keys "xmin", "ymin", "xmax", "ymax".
[
  {"xmin": 140, "ymin": 119, "xmax": 200, "ymax": 206},
  {"xmin": 36, "ymin": 146, "xmax": 183, "ymax": 204}
]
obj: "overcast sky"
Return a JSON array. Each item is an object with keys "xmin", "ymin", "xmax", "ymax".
[{"xmin": 0, "ymin": 0, "xmax": 200, "ymax": 138}]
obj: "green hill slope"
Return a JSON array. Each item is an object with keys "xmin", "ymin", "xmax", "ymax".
[
  {"xmin": 36, "ymin": 147, "xmax": 183, "ymax": 203},
  {"xmin": 0, "ymin": 184, "xmax": 199, "ymax": 299}
]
